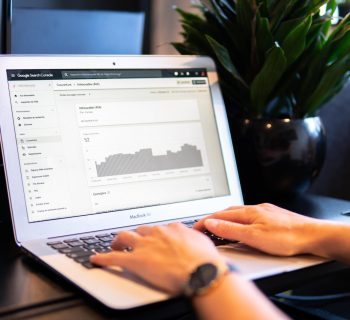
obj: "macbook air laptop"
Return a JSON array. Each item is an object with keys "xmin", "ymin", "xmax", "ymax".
[{"xmin": 0, "ymin": 55, "xmax": 326, "ymax": 309}]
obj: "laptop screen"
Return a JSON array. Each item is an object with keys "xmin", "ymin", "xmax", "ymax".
[{"xmin": 6, "ymin": 69, "xmax": 230, "ymax": 223}]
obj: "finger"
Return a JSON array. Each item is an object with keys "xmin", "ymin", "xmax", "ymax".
[
  {"xmin": 193, "ymin": 208, "xmax": 250, "ymax": 231},
  {"xmin": 136, "ymin": 225, "xmax": 154, "ymax": 236},
  {"xmin": 204, "ymin": 218, "xmax": 250, "ymax": 243},
  {"xmin": 168, "ymin": 222, "xmax": 187, "ymax": 230},
  {"xmin": 90, "ymin": 251, "xmax": 134, "ymax": 269},
  {"xmin": 225, "ymin": 205, "xmax": 246, "ymax": 211},
  {"xmin": 137, "ymin": 225, "xmax": 167, "ymax": 236},
  {"xmin": 112, "ymin": 231, "xmax": 142, "ymax": 251}
]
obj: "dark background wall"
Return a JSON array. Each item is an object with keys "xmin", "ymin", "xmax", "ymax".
[{"xmin": 310, "ymin": 84, "xmax": 350, "ymax": 200}]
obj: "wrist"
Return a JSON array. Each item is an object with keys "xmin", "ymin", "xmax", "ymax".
[
  {"xmin": 301, "ymin": 220, "xmax": 345, "ymax": 258},
  {"xmin": 182, "ymin": 260, "xmax": 236, "ymax": 297}
]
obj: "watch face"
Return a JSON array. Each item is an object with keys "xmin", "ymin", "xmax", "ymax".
[{"xmin": 189, "ymin": 263, "xmax": 218, "ymax": 292}]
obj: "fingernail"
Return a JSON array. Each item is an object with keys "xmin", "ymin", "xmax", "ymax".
[{"xmin": 205, "ymin": 219, "xmax": 219, "ymax": 228}]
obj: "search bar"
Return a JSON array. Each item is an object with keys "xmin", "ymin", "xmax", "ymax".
[{"xmin": 61, "ymin": 70, "xmax": 162, "ymax": 79}]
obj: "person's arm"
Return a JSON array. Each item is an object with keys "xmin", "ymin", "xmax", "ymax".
[
  {"xmin": 192, "ymin": 272, "xmax": 288, "ymax": 320},
  {"xmin": 90, "ymin": 223, "xmax": 287, "ymax": 320},
  {"xmin": 302, "ymin": 221, "xmax": 350, "ymax": 264},
  {"xmin": 193, "ymin": 203, "xmax": 350, "ymax": 264}
]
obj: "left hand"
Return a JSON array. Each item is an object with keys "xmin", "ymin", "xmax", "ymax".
[
  {"xmin": 193, "ymin": 203, "xmax": 320, "ymax": 257},
  {"xmin": 90, "ymin": 223, "xmax": 226, "ymax": 294}
]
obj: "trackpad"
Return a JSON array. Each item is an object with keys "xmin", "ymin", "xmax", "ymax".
[{"xmin": 218, "ymin": 243, "xmax": 327, "ymax": 280}]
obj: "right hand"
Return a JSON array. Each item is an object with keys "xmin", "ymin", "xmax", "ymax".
[
  {"xmin": 194, "ymin": 203, "xmax": 323, "ymax": 256},
  {"xmin": 91, "ymin": 223, "xmax": 227, "ymax": 294}
]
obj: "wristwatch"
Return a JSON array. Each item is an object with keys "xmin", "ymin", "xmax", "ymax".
[{"xmin": 183, "ymin": 262, "xmax": 237, "ymax": 297}]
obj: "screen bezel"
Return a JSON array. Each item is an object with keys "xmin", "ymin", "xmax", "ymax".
[{"xmin": 0, "ymin": 55, "xmax": 243, "ymax": 243}]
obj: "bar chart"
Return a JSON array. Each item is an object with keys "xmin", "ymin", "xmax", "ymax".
[
  {"xmin": 80, "ymin": 122, "xmax": 209, "ymax": 186},
  {"xmin": 95, "ymin": 144, "xmax": 203, "ymax": 177}
]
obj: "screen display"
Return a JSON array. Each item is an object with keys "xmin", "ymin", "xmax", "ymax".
[
  {"xmin": 11, "ymin": 9, "xmax": 144, "ymax": 54},
  {"xmin": 7, "ymin": 69, "xmax": 229, "ymax": 222}
]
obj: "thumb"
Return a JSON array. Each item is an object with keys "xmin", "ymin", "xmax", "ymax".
[{"xmin": 204, "ymin": 219, "xmax": 248, "ymax": 242}]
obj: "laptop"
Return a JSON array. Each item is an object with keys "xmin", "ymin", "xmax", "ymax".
[{"xmin": 0, "ymin": 55, "xmax": 326, "ymax": 309}]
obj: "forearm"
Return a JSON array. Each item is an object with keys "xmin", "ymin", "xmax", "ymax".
[
  {"xmin": 192, "ymin": 273, "xmax": 288, "ymax": 320},
  {"xmin": 304, "ymin": 221, "xmax": 350, "ymax": 264}
]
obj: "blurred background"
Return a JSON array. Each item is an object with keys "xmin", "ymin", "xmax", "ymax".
[{"xmin": 0, "ymin": 0, "xmax": 349, "ymax": 202}]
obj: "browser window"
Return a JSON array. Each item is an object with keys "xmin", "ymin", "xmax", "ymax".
[{"xmin": 7, "ymin": 69, "xmax": 229, "ymax": 222}]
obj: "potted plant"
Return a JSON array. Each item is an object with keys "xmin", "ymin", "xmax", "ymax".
[{"xmin": 173, "ymin": 0, "xmax": 350, "ymax": 203}]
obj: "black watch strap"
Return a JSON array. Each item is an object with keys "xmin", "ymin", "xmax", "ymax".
[{"xmin": 183, "ymin": 262, "xmax": 238, "ymax": 297}]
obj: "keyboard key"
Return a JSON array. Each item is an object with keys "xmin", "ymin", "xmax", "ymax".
[
  {"xmin": 59, "ymin": 247, "xmax": 86, "ymax": 254},
  {"xmin": 63, "ymin": 238, "xmax": 79, "ymax": 243},
  {"xmin": 83, "ymin": 244, "xmax": 101, "ymax": 250},
  {"xmin": 68, "ymin": 241, "xmax": 84, "ymax": 247},
  {"xmin": 99, "ymin": 242, "xmax": 111, "ymax": 248},
  {"xmin": 51, "ymin": 243, "xmax": 70, "ymax": 250},
  {"xmin": 83, "ymin": 239, "xmax": 100, "ymax": 245},
  {"xmin": 99, "ymin": 236, "xmax": 113, "ymax": 242},
  {"xmin": 110, "ymin": 232, "xmax": 118, "ymax": 236},
  {"xmin": 182, "ymin": 220, "xmax": 195, "ymax": 226},
  {"xmin": 82, "ymin": 261, "xmax": 97, "ymax": 269},
  {"xmin": 95, "ymin": 233, "xmax": 110, "ymax": 238},
  {"xmin": 47, "ymin": 241, "xmax": 62, "ymax": 246},
  {"xmin": 79, "ymin": 236, "xmax": 95, "ymax": 241},
  {"xmin": 74, "ymin": 256, "xmax": 94, "ymax": 263},
  {"xmin": 67, "ymin": 250, "xmax": 94, "ymax": 259}
]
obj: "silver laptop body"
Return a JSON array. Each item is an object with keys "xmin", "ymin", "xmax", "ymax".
[{"xmin": 0, "ymin": 55, "xmax": 325, "ymax": 309}]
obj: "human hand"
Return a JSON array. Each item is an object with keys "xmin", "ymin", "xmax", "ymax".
[
  {"xmin": 90, "ymin": 223, "xmax": 227, "ymax": 294},
  {"xmin": 194, "ymin": 203, "xmax": 321, "ymax": 256}
]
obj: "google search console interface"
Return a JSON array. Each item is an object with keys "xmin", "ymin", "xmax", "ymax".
[{"xmin": 7, "ymin": 69, "xmax": 229, "ymax": 222}]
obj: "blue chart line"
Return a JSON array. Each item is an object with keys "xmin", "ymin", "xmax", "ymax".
[{"xmin": 95, "ymin": 144, "xmax": 203, "ymax": 177}]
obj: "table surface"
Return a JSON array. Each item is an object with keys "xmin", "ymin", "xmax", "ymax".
[{"xmin": 1, "ymin": 193, "xmax": 350, "ymax": 320}]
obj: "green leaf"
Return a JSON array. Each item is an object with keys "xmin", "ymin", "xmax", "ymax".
[
  {"xmin": 176, "ymin": 8, "xmax": 205, "ymax": 25},
  {"xmin": 266, "ymin": 0, "xmax": 279, "ymax": 11},
  {"xmin": 270, "ymin": 0, "xmax": 299, "ymax": 30},
  {"xmin": 204, "ymin": 2, "xmax": 248, "ymax": 65},
  {"xmin": 176, "ymin": 7, "xmax": 226, "ymax": 48},
  {"xmin": 250, "ymin": 45, "xmax": 287, "ymax": 116},
  {"xmin": 205, "ymin": 35, "xmax": 247, "ymax": 86},
  {"xmin": 326, "ymin": 0, "xmax": 337, "ymax": 16},
  {"xmin": 174, "ymin": 0, "xmax": 350, "ymax": 118},
  {"xmin": 236, "ymin": 0, "xmax": 255, "ymax": 36},
  {"xmin": 282, "ymin": 15, "xmax": 312, "ymax": 65},
  {"xmin": 219, "ymin": 79, "xmax": 252, "ymax": 117},
  {"xmin": 306, "ymin": 17, "xmax": 331, "ymax": 48},
  {"xmin": 182, "ymin": 23, "xmax": 213, "ymax": 53},
  {"xmin": 290, "ymin": 0, "xmax": 326, "ymax": 19},
  {"xmin": 328, "ymin": 28, "xmax": 350, "ymax": 63},
  {"xmin": 300, "ymin": 56, "xmax": 350, "ymax": 116},
  {"xmin": 172, "ymin": 43, "xmax": 199, "ymax": 55},
  {"xmin": 275, "ymin": 17, "xmax": 305, "ymax": 43},
  {"xmin": 211, "ymin": 0, "xmax": 236, "ymax": 17},
  {"xmin": 298, "ymin": 41, "xmax": 332, "ymax": 101},
  {"xmin": 256, "ymin": 15, "xmax": 274, "ymax": 59},
  {"xmin": 326, "ymin": 13, "xmax": 350, "ymax": 44}
]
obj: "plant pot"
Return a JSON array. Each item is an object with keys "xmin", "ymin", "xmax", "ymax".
[{"xmin": 229, "ymin": 117, "xmax": 326, "ymax": 204}]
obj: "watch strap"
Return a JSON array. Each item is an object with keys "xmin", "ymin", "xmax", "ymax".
[{"xmin": 184, "ymin": 262, "xmax": 238, "ymax": 297}]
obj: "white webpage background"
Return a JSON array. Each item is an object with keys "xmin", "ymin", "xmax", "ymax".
[{"xmin": 9, "ymin": 76, "xmax": 229, "ymax": 222}]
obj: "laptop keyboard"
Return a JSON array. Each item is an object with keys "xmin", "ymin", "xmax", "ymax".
[{"xmin": 47, "ymin": 220, "xmax": 234, "ymax": 269}]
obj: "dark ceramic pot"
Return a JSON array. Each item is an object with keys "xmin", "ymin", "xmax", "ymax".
[{"xmin": 230, "ymin": 117, "xmax": 326, "ymax": 204}]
